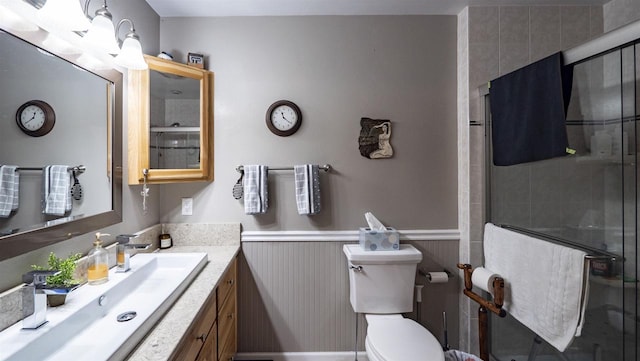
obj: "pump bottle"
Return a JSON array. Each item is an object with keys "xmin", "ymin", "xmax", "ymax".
[{"xmin": 87, "ymin": 232, "xmax": 109, "ymax": 285}]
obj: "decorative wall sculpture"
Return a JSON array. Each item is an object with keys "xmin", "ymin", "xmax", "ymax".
[{"xmin": 358, "ymin": 117, "xmax": 393, "ymax": 159}]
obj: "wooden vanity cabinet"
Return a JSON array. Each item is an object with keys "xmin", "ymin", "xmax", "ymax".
[
  {"xmin": 171, "ymin": 257, "xmax": 237, "ymax": 361},
  {"xmin": 217, "ymin": 258, "xmax": 237, "ymax": 361}
]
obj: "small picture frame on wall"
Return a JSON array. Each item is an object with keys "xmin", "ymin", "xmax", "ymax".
[{"xmin": 187, "ymin": 52, "xmax": 204, "ymax": 68}]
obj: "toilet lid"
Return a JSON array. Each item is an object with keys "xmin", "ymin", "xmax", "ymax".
[{"xmin": 366, "ymin": 315, "xmax": 445, "ymax": 361}]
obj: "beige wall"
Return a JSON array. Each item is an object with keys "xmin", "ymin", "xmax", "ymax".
[
  {"xmin": 158, "ymin": 15, "xmax": 460, "ymax": 355},
  {"xmin": 157, "ymin": 16, "xmax": 458, "ymax": 232}
]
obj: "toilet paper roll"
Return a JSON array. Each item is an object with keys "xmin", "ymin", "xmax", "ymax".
[
  {"xmin": 471, "ymin": 267, "xmax": 502, "ymax": 295},
  {"xmin": 427, "ymin": 272, "xmax": 449, "ymax": 284}
]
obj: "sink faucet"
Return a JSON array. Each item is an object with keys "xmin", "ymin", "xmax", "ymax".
[
  {"xmin": 116, "ymin": 234, "xmax": 151, "ymax": 273},
  {"xmin": 22, "ymin": 270, "xmax": 57, "ymax": 329}
]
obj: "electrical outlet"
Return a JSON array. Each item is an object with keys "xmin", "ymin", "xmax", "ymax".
[{"xmin": 181, "ymin": 198, "xmax": 193, "ymax": 216}]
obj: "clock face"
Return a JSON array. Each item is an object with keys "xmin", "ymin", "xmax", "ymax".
[
  {"xmin": 266, "ymin": 100, "xmax": 302, "ymax": 136},
  {"xmin": 270, "ymin": 105, "xmax": 298, "ymax": 131},
  {"xmin": 16, "ymin": 100, "xmax": 55, "ymax": 137},
  {"xmin": 19, "ymin": 104, "xmax": 46, "ymax": 131}
]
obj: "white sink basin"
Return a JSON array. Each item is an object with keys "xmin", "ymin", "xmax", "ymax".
[{"xmin": 0, "ymin": 252, "xmax": 208, "ymax": 361}]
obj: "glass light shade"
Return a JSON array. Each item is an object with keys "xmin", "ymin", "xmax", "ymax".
[
  {"xmin": 0, "ymin": 6, "xmax": 39, "ymax": 32},
  {"xmin": 36, "ymin": 0, "xmax": 90, "ymax": 32},
  {"xmin": 42, "ymin": 33, "xmax": 81, "ymax": 55},
  {"xmin": 83, "ymin": 14, "xmax": 120, "ymax": 54},
  {"xmin": 114, "ymin": 37, "xmax": 147, "ymax": 70},
  {"xmin": 77, "ymin": 53, "xmax": 112, "ymax": 71}
]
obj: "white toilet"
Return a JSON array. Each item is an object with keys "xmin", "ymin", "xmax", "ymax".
[{"xmin": 343, "ymin": 244, "xmax": 445, "ymax": 361}]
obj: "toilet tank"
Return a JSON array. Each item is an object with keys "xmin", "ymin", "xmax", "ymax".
[{"xmin": 343, "ymin": 244, "xmax": 422, "ymax": 314}]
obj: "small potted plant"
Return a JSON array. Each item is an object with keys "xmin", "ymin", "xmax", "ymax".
[{"xmin": 31, "ymin": 252, "xmax": 82, "ymax": 307}]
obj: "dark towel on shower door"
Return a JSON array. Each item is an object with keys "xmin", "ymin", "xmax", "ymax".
[{"xmin": 489, "ymin": 52, "xmax": 573, "ymax": 166}]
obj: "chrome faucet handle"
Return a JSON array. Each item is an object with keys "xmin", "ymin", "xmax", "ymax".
[
  {"xmin": 22, "ymin": 270, "xmax": 57, "ymax": 330},
  {"xmin": 22, "ymin": 270, "xmax": 58, "ymax": 288},
  {"xmin": 124, "ymin": 243, "xmax": 151, "ymax": 250}
]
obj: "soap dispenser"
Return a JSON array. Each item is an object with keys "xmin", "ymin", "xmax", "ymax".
[{"xmin": 87, "ymin": 232, "xmax": 109, "ymax": 285}]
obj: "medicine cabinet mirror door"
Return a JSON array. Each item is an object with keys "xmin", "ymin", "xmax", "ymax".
[{"xmin": 128, "ymin": 55, "xmax": 213, "ymax": 185}]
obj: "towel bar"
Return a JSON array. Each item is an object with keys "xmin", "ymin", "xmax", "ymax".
[
  {"xmin": 15, "ymin": 165, "xmax": 86, "ymax": 174},
  {"xmin": 497, "ymin": 224, "xmax": 619, "ymax": 262},
  {"xmin": 236, "ymin": 164, "xmax": 331, "ymax": 173}
]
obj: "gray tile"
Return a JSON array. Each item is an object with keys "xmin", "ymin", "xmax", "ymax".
[
  {"xmin": 500, "ymin": 41, "xmax": 530, "ymax": 75},
  {"xmin": 469, "ymin": 42, "xmax": 499, "ymax": 90},
  {"xmin": 530, "ymin": 6, "xmax": 561, "ymax": 62},
  {"xmin": 589, "ymin": 5, "xmax": 604, "ymax": 38},
  {"xmin": 469, "ymin": 6, "xmax": 499, "ymax": 45},
  {"xmin": 499, "ymin": 6, "xmax": 530, "ymax": 44},
  {"xmin": 561, "ymin": 6, "xmax": 591, "ymax": 49}
]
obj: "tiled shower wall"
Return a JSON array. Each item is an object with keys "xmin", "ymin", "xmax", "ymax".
[
  {"xmin": 458, "ymin": 5, "xmax": 604, "ymax": 355},
  {"xmin": 237, "ymin": 239, "xmax": 459, "ymax": 353}
]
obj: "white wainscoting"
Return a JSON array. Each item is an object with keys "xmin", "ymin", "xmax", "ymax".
[
  {"xmin": 237, "ymin": 231, "xmax": 460, "ymax": 354},
  {"xmin": 241, "ymin": 229, "xmax": 460, "ymax": 242}
]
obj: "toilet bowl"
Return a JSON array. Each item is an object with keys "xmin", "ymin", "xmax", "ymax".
[
  {"xmin": 365, "ymin": 314, "xmax": 444, "ymax": 361},
  {"xmin": 343, "ymin": 244, "xmax": 445, "ymax": 361}
]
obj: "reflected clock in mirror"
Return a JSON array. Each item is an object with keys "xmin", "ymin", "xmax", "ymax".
[
  {"xmin": 16, "ymin": 100, "xmax": 56, "ymax": 137},
  {"xmin": 0, "ymin": 28, "xmax": 123, "ymax": 262}
]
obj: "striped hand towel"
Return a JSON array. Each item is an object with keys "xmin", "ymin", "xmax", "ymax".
[
  {"xmin": 294, "ymin": 164, "xmax": 321, "ymax": 215},
  {"xmin": 243, "ymin": 165, "xmax": 269, "ymax": 214},
  {"xmin": 43, "ymin": 165, "xmax": 72, "ymax": 216},
  {"xmin": 0, "ymin": 165, "xmax": 19, "ymax": 217}
]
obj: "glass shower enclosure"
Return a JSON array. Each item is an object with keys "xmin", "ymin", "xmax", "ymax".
[{"xmin": 486, "ymin": 40, "xmax": 639, "ymax": 360}]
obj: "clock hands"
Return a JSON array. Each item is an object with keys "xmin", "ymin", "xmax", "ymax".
[
  {"xmin": 24, "ymin": 112, "xmax": 37, "ymax": 124},
  {"xmin": 280, "ymin": 111, "xmax": 292, "ymax": 125}
]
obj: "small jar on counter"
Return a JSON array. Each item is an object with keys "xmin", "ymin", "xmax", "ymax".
[{"xmin": 159, "ymin": 233, "xmax": 173, "ymax": 249}]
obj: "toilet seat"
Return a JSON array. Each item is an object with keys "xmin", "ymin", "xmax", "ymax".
[{"xmin": 365, "ymin": 314, "xmax": 445, "ymax": 361}]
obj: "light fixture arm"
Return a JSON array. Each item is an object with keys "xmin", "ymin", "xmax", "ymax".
[
  {"xmin": 84, "ymin": 0, "xmax": 111, "ymax": 20},
  {"xmin": 115, "ymin": 18, "xmax": 140, "ymax": 41}
]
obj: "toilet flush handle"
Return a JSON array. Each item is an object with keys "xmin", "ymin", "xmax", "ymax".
[{"xmin": 349, "ymin": 264, "xmax": 363, "ymax": 272}]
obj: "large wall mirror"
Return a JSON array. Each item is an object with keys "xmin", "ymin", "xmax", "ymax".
[{"xmin": 0, "ymin": 28, "xmax": 123, "ymax": 262}]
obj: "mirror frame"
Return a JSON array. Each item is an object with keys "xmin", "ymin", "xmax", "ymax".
[
  {"xmin": 128, "ymin": 55, "xmax": 213, "ymax": 184},
  {"xmin": 0, "ymin": 28, "xmax": 123, "ymax": 262}
]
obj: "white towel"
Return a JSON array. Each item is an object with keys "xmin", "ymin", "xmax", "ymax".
[
  {"xmin": 483, "ymin": 223, "xmax": 590, "ymax": 352},
  {"xmin": 294, "ymin": 164, "xmax": 321, "ymax": 215},
  {"xmin": 243, "ymin": 165, "xmax": 268, "ymax": 214},
  {"xmin": 43, "ymin": 165, "xmax": 72, "ymax": 216},
  {"xmin": 0, "ymin": 165, "xmax": 19, "ymax": 217}
]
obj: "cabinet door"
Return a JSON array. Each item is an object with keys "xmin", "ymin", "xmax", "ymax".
[
  {"xmin": 128, "ymin": 55, "xmax": 214, "ymax": 184},
  {"xmin": 217, "ymin": 286, "xmax": 236, "ymax": 357},
  {"xmin": 196, "ymin": 321, "xmax": 217, "ymax": 361},
  {"xmin": 171, "ymin": 292, "xmax": 217, "ymax": 361}
]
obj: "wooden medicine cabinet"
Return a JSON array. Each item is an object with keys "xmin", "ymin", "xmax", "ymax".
[{"xmin": 128, "ymin": 55, "xmax": 213, "ymax": 184}]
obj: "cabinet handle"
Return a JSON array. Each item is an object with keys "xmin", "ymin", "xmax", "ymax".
[
  {"xmin": 227, "ymin": 279, "xmax": 234, "ymax": 286},
  {"xmin": 227, "ymin": 312, "xmax": 234, "ymax": 320},
  {"xmin": 196, "ymin": 334, "xmax": 206, "ymax": 342}
]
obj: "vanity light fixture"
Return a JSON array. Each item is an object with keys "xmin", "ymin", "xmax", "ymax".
[
  {"xmin": 82, "ymin": 0, "xmax": 120, "ymax": 54},
  {"xmin": 114, "ymin": 19, "xmax": 148, "ymax": 70},
  {"xmin": 36, "ymin": 0, "xmax": 90, "ymax": 33},
  {"xmin": 0, "ymin": 4, "xmax": 39, "ymax": 32}
]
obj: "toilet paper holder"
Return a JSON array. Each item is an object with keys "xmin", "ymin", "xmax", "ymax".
[
  {"xmin": 457, "ymin": 263, "xmax": 506, "ymax": 361},
  {"xmin": 418, "ymin": 267, "xmax": 453, "ymax": 282}
]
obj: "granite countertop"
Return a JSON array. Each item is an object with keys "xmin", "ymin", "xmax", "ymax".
[{"xmin": 125, "ymin": 244, "xmax": 241, "ymax": 361}]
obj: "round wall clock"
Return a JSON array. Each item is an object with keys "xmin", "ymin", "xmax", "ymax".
[
  {"xmin": 16, "ymin": 100, "xmax": 56, "ymax": 137},
  {"xmin": 266, "ymin": 100, "xmax": 302, "ymax": 136}
]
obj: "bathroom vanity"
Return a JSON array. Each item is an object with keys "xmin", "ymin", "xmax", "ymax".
[{"xmin": 126, "ymin": 244, "xmax": 239, "ymax": 361}]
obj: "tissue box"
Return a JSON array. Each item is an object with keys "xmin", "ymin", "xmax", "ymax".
[{"xmin": 359, "ymin": 227, "xmax": 400, "ymax": 251}]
